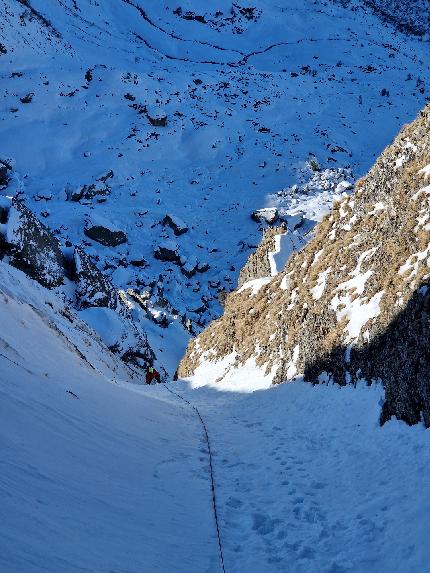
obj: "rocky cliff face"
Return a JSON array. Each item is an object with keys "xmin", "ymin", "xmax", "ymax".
[
  {"xmin": 237, "ymin": 227, "xmax": 286, "ymax": 288},
  {"xmin": 179, "ymin": 104, "xmax": 430, "ymax": 426},
  {"xmin": 0, "ymin": 195, "xmax": 155, "ymax": 373},
  {"xmin": 5, "ymin": 199, "xmax": 65, "ymax": 288}
]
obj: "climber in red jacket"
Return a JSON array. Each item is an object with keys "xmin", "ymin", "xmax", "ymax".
[{"xmin": 146, "ymin": 366, "xmax": 161, "ymax": 385}]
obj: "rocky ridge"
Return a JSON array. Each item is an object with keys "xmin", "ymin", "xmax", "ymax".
[{"xmin": 179, "ymin": 104, "xmax": 430, "ymax": 426}]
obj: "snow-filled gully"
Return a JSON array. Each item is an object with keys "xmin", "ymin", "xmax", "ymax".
[
  {"xmin": 163, "ymin": 384, "xmax": 227, "ymax": 573},
  {"xmin": 158, "ymin": 380, "xmax": 430, "ymax": 573}
]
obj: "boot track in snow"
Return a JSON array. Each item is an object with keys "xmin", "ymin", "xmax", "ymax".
[{"xmin": 163, "ymin": 384, "xmax": 227, "ymax": 573}]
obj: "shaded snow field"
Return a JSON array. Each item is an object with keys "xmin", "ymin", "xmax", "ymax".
[{"xmin": 1, "ymin": 261, "xmax": 429, "ymax": 573}]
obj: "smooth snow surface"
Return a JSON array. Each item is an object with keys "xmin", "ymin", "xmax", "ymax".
[
  {"xmin": 188, "ymin": 353, "xmax": 276, "ymax": 392},
  {"xmin": 238, "ymin": 276, "xmax": 272, "ymax": 295},
  {"xmin": 0, "ymin": 262, "xmax": 218, "ymax": 572}
]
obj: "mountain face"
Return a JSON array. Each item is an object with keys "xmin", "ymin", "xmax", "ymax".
[
  {"xmin": 1, "ymin": 0, "xmax": 430, "ymax": 411},
  {"xmin": 2, "ymin": 3, "xmax": 430, "ymax": 572},
  {"xmin": 179, "ymin": 104, "xmax": 430, "ymax": 427},
  {"xmin": 0, "ymin": 0, "xmax": 429, "ymax": 352}
]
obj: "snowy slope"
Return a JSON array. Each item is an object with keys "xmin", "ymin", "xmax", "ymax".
[
  {"xmin": 2, "ymin": 259, "xmax": 430, "ymax": 572},
  {"xmin": 178, "ymin": 379, "xmax": 430, "ymax": 573},
  {"xmin": 1, "ymin": 0, "xmax": 429, "ymax": 345},
  {"xmin": 2, "ymin": 3, "xmax": 430, "ymax": 571},
  {"xmin": 0, "ymin": 261, "xmax": 219, "ymax": 572}
]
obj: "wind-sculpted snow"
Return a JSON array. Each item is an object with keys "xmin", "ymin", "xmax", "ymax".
[{"xmin": 0, "ymin": 0, "xmax": 429, "ymax": 347}]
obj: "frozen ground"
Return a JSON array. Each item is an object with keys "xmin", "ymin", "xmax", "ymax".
[{"xmin": 1, "ymin": 260, "xmax": 430, "ymax": 573}]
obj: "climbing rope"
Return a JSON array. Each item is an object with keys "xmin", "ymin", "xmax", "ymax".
[{"xmin": 163, "ymin": 384, "xmax": 227, "ymax": 573}]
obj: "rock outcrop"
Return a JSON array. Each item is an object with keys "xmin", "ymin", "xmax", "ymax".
[
  {"xmin": 154, "ymin": 240, "xmax": 181, "ymax": 263},
  {"xmin": 251, "ymin": 207, "xmax": 278, "ymax": 225},
  {"xmin": 0, "ymin": 193, "xmax": 154, "ymax": 372},
  {"xmin": 84, "ymin": 224, "xmax": 127, "ymax": 247},
  {"xmin": 5, "ymin": 199, "xmax": 65, "ymax": 288},
  {"xmin": 179, "ymin": 104, "xmax": 430, "ymax": 427},
  {"xmin": 162, "ymin": 214, "xmax": 188, "ymax": 236},
  {"xmin": 237, "ymin": 227, "xmax": 285, "ymax": 288},
  {"xmin": 0, "ymin": 161, "xmax": 11, "ymax": 188},
  {"xmin": 73, "ymin": 247, "xmax": 118, "ymax": 310}
]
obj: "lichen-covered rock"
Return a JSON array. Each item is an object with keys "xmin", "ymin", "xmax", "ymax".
[
  {"xmin": 6, "ymin": 199, "xmax": 65, "ymax": 288},
  {"xmin": 179, "ymin": 104, "xmax": 430, "ymax": 427},
  {"xmin": 73, "ymin": 247, "xmax": 118, "ymax": 310}
]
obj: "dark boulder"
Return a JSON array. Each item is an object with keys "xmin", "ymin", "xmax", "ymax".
[
  {"xmin": 0, "ymin": 160, "xmax": 12, "ymax": 188},
  {"xmin": 154, "ymin": 240, "xmax": 180, "ymax": 263},
  {"xmin": 20, "ymin": 93, "xmax": 34, "ymax": 104},
  {"xmin": 0, "ymin": 165, "xmax": 10, "ymax": 188},
  {"xmin": 147, "ymin": 110, "xmax": 168, "ymax": 127},
  {"xmin": 71, "ymin": 183, "xmax": 110, "ymax": 203},
  {"xmin": 84, "ymin": 225, "xmax": 127, "ymax": 247},
  {"xmin": 251, "ymin": 207, "xmax": 278, "ymax": 225},
  {"xmin": 162, "ymin": 214, "xmax": 188, "ymax": 236}
]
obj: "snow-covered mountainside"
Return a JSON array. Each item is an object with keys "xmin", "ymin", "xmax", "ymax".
[
  {"xmin": 1, "ymin": 0, "xmax": 429, "ymax": 344},
  {"xmin": 2, "ymin": 2, "xmax": 430, "ymax": 571},
  {"xmin": 333, "ymin": 0, "xmax": 430, "ymax": 36},
  {"xmin": 179, "ymin": 104, "xmax": 430, "ymax": 426},
  {"xmin": 0, "ymin": 260, "xmax": 220, "ymax": 572}
]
